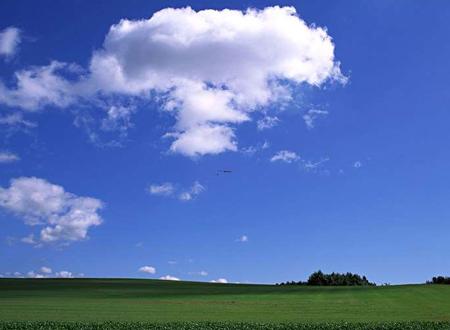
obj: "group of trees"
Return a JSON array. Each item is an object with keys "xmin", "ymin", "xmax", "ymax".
[
  {"xmin": 427, "ymin": 276, "xmax": 450, "ymax": 284},
  {"xmin": 277, "ymin": 270, "xmax": 376, "ymax": 286}
]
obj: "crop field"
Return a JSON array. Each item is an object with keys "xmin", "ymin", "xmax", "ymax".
[
  {"xmin": 1, "ymin": 279, "xmax": 450, "ymax": 329},
  {"xmin": 1, "ymin": 321, "xmax": 450, "ymax": 330}
]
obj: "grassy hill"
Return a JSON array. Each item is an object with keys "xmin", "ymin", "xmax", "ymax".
[{"xmin": 1, "ymin": 278, "xmax": 450, "ymax": 323}]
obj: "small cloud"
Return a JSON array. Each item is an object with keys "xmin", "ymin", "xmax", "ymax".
[
  {"xmin": 168, "ymin": 260, "xmax": 177, "ymax": 265},
  {"xmin": 55, "ymin": 271, "xmax": 73, "ymax": 278},
  {"xmin": 237, "ymin": 235, "xmax": 248, "ymax": 243},
  {"xmin": 160, "ymin": 275, "xmax": 180, "ymax": 281},
  {"xmin": 241, "ymin": 146, "xmax": 257, "ymax": 156},
  {"xmin": 300, "ymin": 157, "xmax": 330, "ymax": 173},
  {"xmin": 148, "ymin": 183, "xmax": 174, "ymax": 196},
  {"xmin": 135, "ymin": 242, "xmax": 144, "ymax": 248},
  {"xmin": 210, "ymin": 278, "xmax": 228, "ymax": 283},
  {"xmin": 353, "ymin": 161, "xmax": 362, "ymax": 168},
  {"xmin": 100, "ymin": 105, "xmax": 135, "ymax": 135},
  {"xmin": 241, "ymin": 140, "xmax": 270, "ymax": 156},
  {"xmin": 0, "ymin": 26, "xmax": 21, "ymax": 58},
  {"xmin": 21, "ymin": 234, "xmax": 36, "ymax": 245},
  {"xmin": 40, "ymin": 266, "xmax": 52, "ymax": 274},
  {"xmin": 270, "ymin": 150, "xmax": 299, "ymax": 163},
  {"xmin": 0, "ymin": 152, "xmax": 19, "ymax": 164},
  {"xmin": 189, "ymin": 270, "xmax": 208, "ymax": 276},
  {"xmin": 148, "ymin": 181, "xmax": 205, "ymax": 202},
  {"xmin": 139, "ymin": 266, "xmax": 156, "ymax": 274},
  {"xmin": 27, "ymin": 271, "xmax": 45, "ymax": 278},
  {"xmin": 257, "ymin": 116, "xmax": 279, "ymax": 130},
  {"xmin": 178, "ymin": 181, "xmax": 205, "ymax": 201},
  {"xmin": 303, "ymin": 109, "xmax": 328, "ymax": 129}
]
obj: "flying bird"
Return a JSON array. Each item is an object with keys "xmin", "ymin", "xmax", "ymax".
[{"xmin": 216, "ymin": 169, "xmax": 233, "ymax": 175}]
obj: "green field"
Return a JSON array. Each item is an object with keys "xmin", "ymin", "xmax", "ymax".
[{"xmin": 1, "ymin": 279, "xmax": 450, "ymax": 324}]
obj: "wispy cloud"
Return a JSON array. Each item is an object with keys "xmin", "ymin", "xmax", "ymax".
[
  {"xmin": 0, "ymin": 113, "xmax": 36, "ymax": 128},
  {"xmin": 148, "ymin": 183, "xmax": 175, "ymax": 196},
  {"xmin": 270, "ymin": 150, "xmax": 300, "ymax": 163},
  {"xmin": 303, "ymin": 109, "xmax": 329, "ymax": 129},
  {"xmin": 148, "ymin": 181, "xmax": 205, "ymax": 201},
  {"xmin": 257, "ymin": 116, "xmax": 279, "ymax": 130},
  {"xmin": 237, "ymin": 235, "xmax": 248, "ymax": 243},
  {"xmin": 188, "ymin": 270, "xmax": 208, "ymax": 276},
  {"xmin": 178, "ymin": 181, "xmax": 205, "ymax": 201},
  {"xmin": 0, "ymin": 152, "xmax": 19, "ymax": 164}
]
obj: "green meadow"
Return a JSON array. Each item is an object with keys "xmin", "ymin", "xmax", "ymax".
[{"xmin": 1, "ymin": 278, "xmax": 450, "ymax": 324}]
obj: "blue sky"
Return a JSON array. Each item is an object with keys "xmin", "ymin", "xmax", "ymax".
[{"xmin": 0, "ymin": 0, "xmax": 450, "ymax": 284}]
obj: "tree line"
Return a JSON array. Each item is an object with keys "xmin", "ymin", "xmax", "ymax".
[
  {"xmin": 276, "ymin": 270, "xmax": 376, "ymax": 286},
  {"xmin": 427, "ymin": 276, "xmax": 450, "ymax": 284}
]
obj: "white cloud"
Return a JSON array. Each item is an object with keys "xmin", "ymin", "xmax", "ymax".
[
  {"xmin": 178, "ymin": 181, "xmax": 205, "ymax": 201},
  {"xmin": 148, "ymin": 183, "xmax": 175, "ymax": 196},
  {"xmin": 0, "ymin": 61, "xmax": 79, "ymax": 110},
  {"xmin": 354, "ymin": 161, "xmax": 362, "ymax": 168},
  {"xmin": 20, "ymin": 234, "xmax": 36, "ymax": 245},
  {"xmin": 301, "ymin": 157, "xmax": 330, "ymax": 172},
  {"xmin": 100, "ymin": 105, "xmax": 135, "ymax": 135},
  {"xmin": 55, "ymin": 271, "xmax": 73, "ymax": 278},
  {"xmin": 241, "ymin": 140, "xmax": 270, "ymax": 156},
  {"xmin": 0, "ymin": 27, "xmax": 21, "ymax": 58},
  {"xmin": 189, "ymin": 270, "xmax": 208, "ymax": 276},
  {"xmin": 0, "ymin": 177, "xmax": 103, "ymax": 244},
  {"xmin": 149, "ymin": 181, "xmax": 205, "ymax": 201},
  {"xmin": 139, "ymin": 265, "xmax": 156, "ymax": 274},
  {"xmin": 257, "ymin": 116, "xmax": 280, "ymax": 130},
  {"xmin": 40, "ymin": 266, "xmax": 52, "ymax": 274},
  {"xmin": 160, "ymin": 275, "xmax": 180, "ymax": 281},
  {"xmin": 0, "ymin": 152, "xmax": 19, "ymax": 163},
  {"xmin": 27, "ymin": 271, "xmax": 45, "ymax": 278},
  {"xmin": 210, "ymin": 278, "xmax": 228, "ymax": 283},
  {"xmin": 169, "ymin": 124, "xmax": 237, "ymax": 157},
  {"xmin": 0, "ymin": 113, "xmax": 36, "ymax": 128},
  {"xmin": 270, "ymin": 150, "xmax": 300, "ymax": 163},
  {"xmin": 303, "ymin": 109, "xmax": 328, "ymax": 129},
  {"xmin": 237, "ymin": 235, "xmax": 248, "ymax": 242},
  {"xmin": 168, "ymin": 260, "xmax": 177, "ymax": 265},
  {"xmin": 0, "ymin": 6, "xmax": 345, "ymax": 156}
]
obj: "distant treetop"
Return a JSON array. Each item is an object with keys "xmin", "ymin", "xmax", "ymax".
[
  {"xmin": 427, "ymin": 276, "xmax": 450, "ymax": 284},
  {"xmin": 277, "ymin": 270, "xmax": 376, "ymax": 286}
]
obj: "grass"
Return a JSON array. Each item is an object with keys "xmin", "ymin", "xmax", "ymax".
[{"xmin": 0, "ymin": 279, "xmax": 450, "ymax": 323}]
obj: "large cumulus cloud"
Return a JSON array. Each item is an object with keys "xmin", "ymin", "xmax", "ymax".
[{"xmin": 0, "ymin": 6, "xmax": 345, "ymax": 156}]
